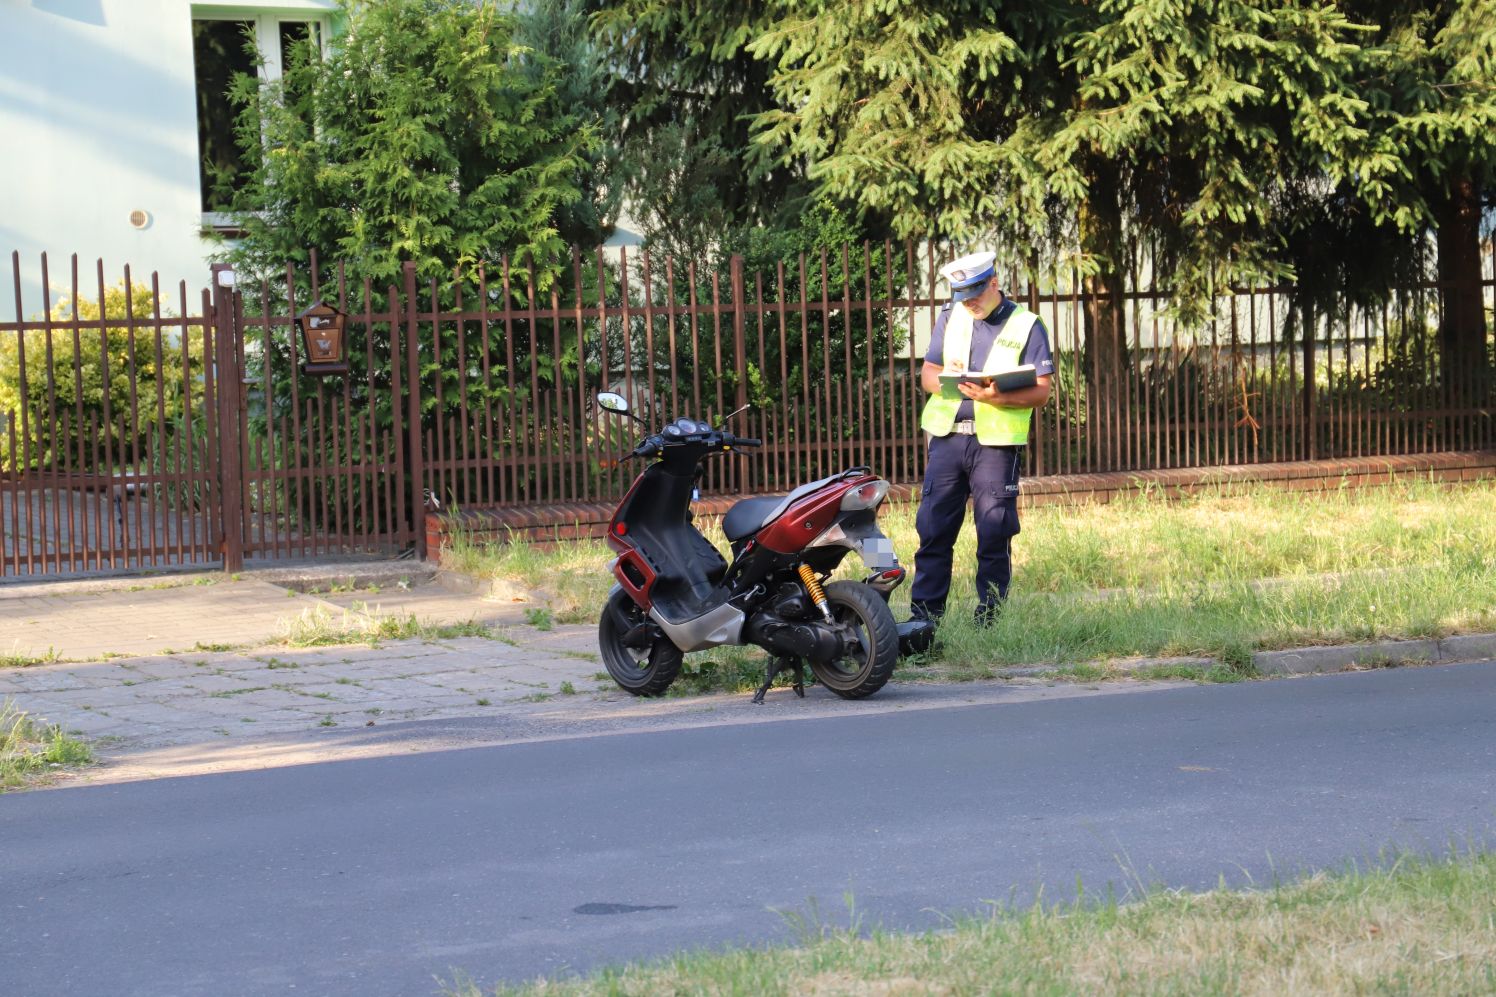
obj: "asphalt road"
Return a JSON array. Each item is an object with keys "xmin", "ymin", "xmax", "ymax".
[{"xmin": 4, "ymin": 661, "xmax": 1495, "ymax": 997}]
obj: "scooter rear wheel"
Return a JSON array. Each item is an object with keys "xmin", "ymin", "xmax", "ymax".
[
  {"xmin": 599, "ymin": 589, "xmax": 684, "ymax": 697},
  {"xmin": 809, "ymin": 580, "xmax": 899, "ymax": 699}
]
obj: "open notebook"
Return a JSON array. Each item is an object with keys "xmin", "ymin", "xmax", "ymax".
[{"xmin": 937, "ymin": 364, "xmax": 1037, "ymax": 399}]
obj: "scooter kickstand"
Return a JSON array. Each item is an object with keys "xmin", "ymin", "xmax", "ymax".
[
  {"xmin": 791, "ymin": 659, "xmax": 806, "ymax": 697},
  {"xmin": 751, "ymin": 656, "xmax": 793, "ymax": 704}
]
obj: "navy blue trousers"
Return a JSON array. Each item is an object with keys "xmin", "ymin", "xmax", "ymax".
[{"xmin": 910, "ymin": 434, "xmax": 1022, "ymax": 615}]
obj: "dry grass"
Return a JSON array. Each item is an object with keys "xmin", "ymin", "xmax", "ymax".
[
  {"xmin": 275, "ymin": 607, "xmax": 498, "ymax": 648},
  {"xmin": 441, "ymin": 526, "xmax": 623, "ymax": 625},
  {"xmin": 451, "ymin": 851, "xmax": 1496, "ymax": 996}
]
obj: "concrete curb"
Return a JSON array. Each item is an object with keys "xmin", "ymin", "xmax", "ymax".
[
  {"xmin": 1254, "ymin": 640, "xmax": 1433, "ymax": 675},
  {"xmin": 1252, "ymin": 634, "xmax": 1496, "ymax": 675},
  {"xmin": 984, "ymin": 637, "xmax": 1496, "ymax": 681},
  {"xmin": 249, "ymin": 560, "xmax": 437, "ymax": 593},
  {"xmin": 995, "ymin": 656, "xmax": 1216, "ymax": 679}
]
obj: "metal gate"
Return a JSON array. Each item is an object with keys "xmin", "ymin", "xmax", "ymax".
[
  {"xmin": 1, "ymin": 254, "xmax": 419, "ymax": 578},
  {"xmin": 2, "ymin": 256, "xmax": 227, "ymax": 576}
]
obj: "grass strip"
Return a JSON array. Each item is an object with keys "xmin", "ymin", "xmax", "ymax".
[
  {"xmin": 449, "ymin": 849, "xmax": 1496, "ymax": 996},
  {"xmin": 441, "ymin": 478, "xmax": 1496, "ymax": 691},
  {"xmin": 1, "ymin": 698, "xmax": 94, "ymax": 790}
]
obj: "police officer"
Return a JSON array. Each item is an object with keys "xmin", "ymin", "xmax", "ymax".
[{"xmin": 911, "ymin": 251, "xmax": 1054, "ymax": 625}]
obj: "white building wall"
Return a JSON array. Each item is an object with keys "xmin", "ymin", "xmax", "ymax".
[{"xmin": 0, "ymin": 0, "xmax": 332, "ymax": 316}]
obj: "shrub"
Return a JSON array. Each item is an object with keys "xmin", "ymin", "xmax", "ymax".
[
  {"xmin": 0, "ymin": 284, "xmax": 205, "ymax": 472},
  {"xmin": 221, "ymin": 0, "xmax": 596, "ymax": 294}
]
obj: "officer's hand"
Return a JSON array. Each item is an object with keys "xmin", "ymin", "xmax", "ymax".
[{"xmin": 957, "ymin": 379, "xmax": 1003, "ymax": 405}]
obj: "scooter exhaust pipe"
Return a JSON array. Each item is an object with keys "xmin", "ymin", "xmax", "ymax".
[{"xmin": 744, "ymin": 612, "xmax": 844, "ymax": 662}]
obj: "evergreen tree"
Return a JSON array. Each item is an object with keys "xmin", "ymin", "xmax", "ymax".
[
  {"xmin": 583, "ymin": 0, "xmax": 814, "ymax": 259},
  {"xmin": 1342, "ymin": 0, "xmax": 1495, "ymax": 395},
  {"xmin": 223, "ymin": 0, "xmax": 597, "ymax": 291},
  {"xmin": 215, "ymin": 0, "xmax": 607, "ymax": 518},
  {"xmin": 748, "ymin": 3, "xmax": 1064, "ymax": 253},
  {"xmin": 750, "ymin": 2, "xmax": 1375, "ymax": 348},
  {"xmin": 745, "ymin": 0, "xmax": 1496, "ymax": 424},
  {"xmin": 514, "ymin": 0, "xmax": 623, "ymax": 249}
]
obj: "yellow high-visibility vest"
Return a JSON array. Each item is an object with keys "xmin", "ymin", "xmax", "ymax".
[{"xmin": 920, "ymin": 304, "xmax": 1039, "ymax": 445}]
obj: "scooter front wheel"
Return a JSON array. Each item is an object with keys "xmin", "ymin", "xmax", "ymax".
[
  {"xmin": 808, "ymin": 580, "xmax": 899, "ymax": 699},
  {"xmin": 599, "ymin": 588, "xmax": 683, "ymax": 697}
]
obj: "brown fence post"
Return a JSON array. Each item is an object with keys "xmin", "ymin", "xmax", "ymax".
[
  {"xmin": 730, "ymin": 255, "xmax": 749, "ymax": 414},
  {"xmin": 210, "ymin": 264, "xmax": 245, "ymax": 572},
  {"xmin": 1302, "ymin": 302, "xmax": 1317, "ymax": 460},
  {"xmin": 402, "ymin": 261, "xmax": 427, "ymax": 560},
  {"xmin": 1026, "ymin": 272, "xmax": 1044, "ymax": 476}
]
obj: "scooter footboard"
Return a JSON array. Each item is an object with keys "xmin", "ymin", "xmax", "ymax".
[{"xmin": 649, "ymin": 600, "xmax": 745, "ymax": 652}]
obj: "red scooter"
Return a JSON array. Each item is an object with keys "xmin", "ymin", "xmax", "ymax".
[{"xmin": 596, "ymin": 391, "xmax": 912, "ymax": 702}]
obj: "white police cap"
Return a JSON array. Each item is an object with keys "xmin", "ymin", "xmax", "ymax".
[{"xmin": 939, "ymin": 251, "xmax": 997, "ymax": 301}]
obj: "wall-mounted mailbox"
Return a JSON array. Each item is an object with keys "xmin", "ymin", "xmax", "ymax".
[{"xmin": 295, "ymin": 300, "xmax": 349, "ymax": 376}]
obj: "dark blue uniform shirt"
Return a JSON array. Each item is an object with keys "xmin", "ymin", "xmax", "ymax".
[{"xmin": 924, "ymin": 297, "xmax": 1055, "ymax": 422}]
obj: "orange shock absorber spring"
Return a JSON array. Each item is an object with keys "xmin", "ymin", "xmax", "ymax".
[{"xmin": 797, "ymin": 564, "xmax": 834, "ymax": 622}]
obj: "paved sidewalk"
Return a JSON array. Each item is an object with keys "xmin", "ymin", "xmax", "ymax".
[
  {"xmin": 0, "ymin": 565, "xmax": 618, "ymax": 757},
  {"xmin": 1, "ymin": 566, "xmax": 536, "ymax": 662},
  {"xmin": 0, "ymin": 625, "xmax": 610, "ymax": 749},
  {"xmin": 4, "ymin": 579, "xmax": 347, "ymax": 661}
]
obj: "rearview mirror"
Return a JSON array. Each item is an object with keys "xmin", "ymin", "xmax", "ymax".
[{"xmin": 596, "ymin": 391, "xmax": 630, "ymax": 414}]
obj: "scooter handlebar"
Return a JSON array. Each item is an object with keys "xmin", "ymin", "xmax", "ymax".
[
  {"xmin": 625, "ymin": 431, "xmax": 760, "ymax": 459},
  {"xmin": 630, "ymin": 435, "xmax": 665, "ymax": 458}
]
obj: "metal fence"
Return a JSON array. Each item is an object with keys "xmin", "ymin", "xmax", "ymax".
[{"xmin": 3, "ymin": 240, "xmax": 1493, "ymax": 577}]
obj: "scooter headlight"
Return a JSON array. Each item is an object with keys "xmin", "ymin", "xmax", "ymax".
[{"xmin": 840, "ymin": 479, "xmax": 889, "ymax": 511}]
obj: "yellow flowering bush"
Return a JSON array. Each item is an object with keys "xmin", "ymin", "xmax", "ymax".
[{"xmin": 0, "ymin": 284, "xmax": 205, "ymax": 472}]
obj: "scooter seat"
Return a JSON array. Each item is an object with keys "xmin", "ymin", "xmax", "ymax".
[
  {"xmin": 720, "ymin": 471, "xmax": 857, "ymax": 542},
  {"xmin": 722, "ymin": 495, "xmax": 784, "ymax": 541}
]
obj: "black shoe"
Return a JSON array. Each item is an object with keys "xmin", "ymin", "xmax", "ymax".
[
  {"xmin": 897, "ymin": 618, "xmax": 938, "ymax": 655},
  {"xmin": 973, "ymin": 602, "xmax": 1003, "ymax": 628},
  {"xmin": 910, "ymin": 601, "xmax": 944, "ymax": 622}
]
